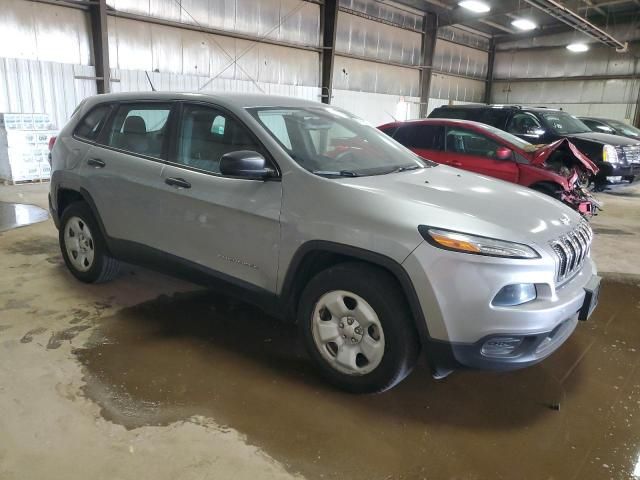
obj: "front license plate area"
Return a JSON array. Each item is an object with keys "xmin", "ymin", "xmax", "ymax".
[{"xmin": 579, "ymin": 275, "xmax": 601, "ymax": 321}]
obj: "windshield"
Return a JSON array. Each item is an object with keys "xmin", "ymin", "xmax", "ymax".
[
  {"xmin": 479, "ymin": 123, "xmax": 537, "ymax": 151},
  {"xmin": 247, "ymin": 106, "xmax": 433, "ymax": 177},
  {"xmin": 607, "ymin": 119, "xmax": 640, "ymax": 138},
  {"xmin": 541, "ymin": 112, "xmax": 591, "ymax": 135}
]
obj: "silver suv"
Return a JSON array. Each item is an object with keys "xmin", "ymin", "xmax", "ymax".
[{"xmin": 49, "ymin": 92, "xmax": 600, "ymax": 393}]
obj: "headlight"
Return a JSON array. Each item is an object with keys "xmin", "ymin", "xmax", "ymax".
[
  {"xmin": 603, "ymin": 144, "xmax": 620, "ymax": 163},
  {"xmin": 419, "ymin": 226, "xmax": 540, "ymax": 259}
]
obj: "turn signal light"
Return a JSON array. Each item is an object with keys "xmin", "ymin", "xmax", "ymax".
[{"xmin": 429, "ymin": 232, "xmax": 481, "ymax": 253}]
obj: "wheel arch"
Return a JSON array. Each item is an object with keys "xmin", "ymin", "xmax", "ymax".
[
  {"xmin": 56, "ymin": 186, "xmax": 112, "ymax": 253},
  {"xmin": 280, "ymin": 241, "xmax": 430, "ymax": 346}
]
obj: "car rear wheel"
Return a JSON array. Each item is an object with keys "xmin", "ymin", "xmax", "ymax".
[
  {"xmin": 298, "ymin": 262, "xmax": 419, "ymax": 393},
  {"xmin": 59, "ymin": 202, "xmax": 120, "ymax": 283}
]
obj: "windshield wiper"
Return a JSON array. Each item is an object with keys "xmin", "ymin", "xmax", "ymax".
[
  {"xmin": 312, "ymin": 170, "xmax": 360, "ymax": 177},
  {"xmin": 386, "ymin": 164, "xmax": 423, "ymax": 174}
]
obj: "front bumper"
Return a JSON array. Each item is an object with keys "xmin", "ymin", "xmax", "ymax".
[
  {"xmin": 596, "ymin": 161, "xmax": 635, "ymax": 178},
  {"xmin": 402, "ymin": 241, "xmax": 598, "ymax": 371}
]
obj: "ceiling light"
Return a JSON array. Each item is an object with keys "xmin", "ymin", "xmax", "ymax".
[
  {"xmin": 566, "ymin": 43, "xmax": 589, "ymax": 52},
  {"xmin": 511, "ymin": 18, "xmax": 537, "ymax": 31},
  {"xmin": 458, "ymin": 1, "xmax": 491, "ymax": 13}
]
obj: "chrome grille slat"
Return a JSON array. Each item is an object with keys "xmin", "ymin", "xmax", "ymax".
[
  {"xmin": 550, "ymin": 221, "xmax": 593, "ymax": 284},
  {"xmin": 622, "ymin": 145, "xmax": 640, "ymax": 165}
]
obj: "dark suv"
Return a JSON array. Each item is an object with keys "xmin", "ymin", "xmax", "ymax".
[{"xmin": 429, "ymin": 105, "xmax": 640, "ymax": 187}]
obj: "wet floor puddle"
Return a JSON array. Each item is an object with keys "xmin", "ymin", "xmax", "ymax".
[
  {"xmin": 0, "ymin": 201, "xmax": 48, "ymax": 232},
  {"xmin": 74, "ymin": 280, "xmax": 640, "ymax": 479}
]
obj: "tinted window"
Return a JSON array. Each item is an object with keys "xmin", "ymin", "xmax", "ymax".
[
  {"xmin": 393, "ymin": 124, "xmax": 444, "ymax": 150},
  {"xmin": 507, "ymin": 112, "xmax": 543, "ymax": 135},
  {"xmin": 541, "ymin": 112, "xmax": 591, "ymax": 135},
  {"xmin": 430, "ymin": 108, "xmax": 471, "ymax": 120},
  {"xmin": 446, "ymin": 127, "xmax": 502, "ymax": 158},
  {"xmin": 477, "ymin": 109, "xmax": 509, "ymax": 128},
  {"xmin": 582, "ymin": 119, "xmax": 614, "ymax": 134},
  {"xmin": 105, "ymin": 103, "xmax": 171, "ymax": 158},
  {"xmin": 74, "ymin": 105, "xmax": 111, "ymax": 141},
  {"xmin": 176, "ymin": 104, "xmax": 262, "ymax": 174},
  {"xmin": 606, "ymin": 119, "xmax": 640, "ymax": 138}
]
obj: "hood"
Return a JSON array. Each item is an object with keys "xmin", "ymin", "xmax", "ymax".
[
  {"xmin": 532, "ymin": 138, "xmax": 599, "ymax": 175},
  {"xmin": 564, "ymin": 131, "xmax": 640, "ymax": 146},
  {"xmin": 338, "ymin": 165, "xmax": 582, "ymax": 246}
]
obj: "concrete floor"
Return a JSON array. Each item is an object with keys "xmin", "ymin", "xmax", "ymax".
[{"xmin": 0, "ymin": 182, "xmax": 639, "ymax": 480}]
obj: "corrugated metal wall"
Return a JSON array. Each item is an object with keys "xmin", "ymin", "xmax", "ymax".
[
  {"xmin": 0, "ymin": 58, "xmax": 97, "ymax": 129},
  {"xmin": 107, "ymin": 0, "xmax": 320, "ymax": 47},
  {"xmin": 108, "ymin": 16, "xmax": 319, "ymax": 86},
  {"xmin": 493, "ymin": 44, "xmax": 640, "ymax": 122},
  {"xmin": 0, "ymin": 0, "xmax": 92, "ymax": 65}
]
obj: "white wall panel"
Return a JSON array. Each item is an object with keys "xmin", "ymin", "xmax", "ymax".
[
  {"xmin": 433, "ymin": 39, "xmax": 488, "ymax": 80},
  {"xmin": 107, "ymin": 17, "xmax": 318, "ymax": 86},
  {"xmin": 0, "ymin": 57, "xmax": 97, "ymax": 130},
  {"xmin": 336, "ymin": 12, "xmax": 421, "ymax": 66},
  {"xmin": 430, "ymin": 73, "xmax": 485, "ymax": 103},
  {"xmin": 331, "ymin": 90, "xmax": 420, "ymax": 126},
  {"xmin": 0, "ymin": 0, "xmax": 91, "ymax": 65},
  {"xmin": 107, "ymin": 0, "xmax": 320, "ymax": 46},
  {"xmin": 333, "ymin": 55, "xmax": 419, "ymax": 96}
]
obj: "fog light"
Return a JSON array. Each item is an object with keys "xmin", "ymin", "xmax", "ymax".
[
  {"xmin": 481, "ymin": 337, "xmax": 523, "ymax": 357},
  {"xmin": 492, "ymin": 284, "xmax": 536, "ymax": 307}
]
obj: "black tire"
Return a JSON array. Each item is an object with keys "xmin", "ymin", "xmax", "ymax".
[
  {"xmin": 298, "ymin": 262, "xmax": 420, "ymax": 393},
  {"xmin": 623, "ymin": 175, "xmax": 635, "ymax": 183},
  {"xmin": 59, "ymin": 201, "xmax": 120, "ymax": 283}
]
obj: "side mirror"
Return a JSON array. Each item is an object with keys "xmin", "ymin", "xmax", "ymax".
[
  {"xmin": 495, "ymin": 147, "xmax": 513, "ymax": 160},
  {"xmin": 219, "ymin": 150, "xmax": 275, "ymax": 180}
]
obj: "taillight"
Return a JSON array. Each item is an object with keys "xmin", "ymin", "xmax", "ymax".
[{"xmin": 48, "ymin": 136, "xmax": 56, "ymax": 166}]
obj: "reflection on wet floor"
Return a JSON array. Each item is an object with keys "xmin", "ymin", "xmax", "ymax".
[
  {"xmin": 0, "ymin": 201, "xmax": 48, "ymax": 232},
  {"xmin": 75, "ymin": 279, "xmax": 640, "ymax": 480}
]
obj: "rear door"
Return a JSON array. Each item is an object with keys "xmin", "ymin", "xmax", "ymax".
[
  {"xmin": 443, "ymin": 126, "xmax": 519, "ymax": 182},
  {"xmin": 155, "ymin": 102, "xmax": 282, "ymax": 292},
  {"xmin": 80, "ymin": 101, "xmax": 173, "ymax": 246}
]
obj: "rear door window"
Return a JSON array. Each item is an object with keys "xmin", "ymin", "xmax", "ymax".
[
  {"xmin": 393, "ymin": 124, "xmax": 444, "ymax": 150},
  {"xmin": 105, "ymin": 103, "xmax": 172, "ymax": 159},
  {"xmin": 74, "ymin": 104, "xmax": 112, "ymax": 142}
]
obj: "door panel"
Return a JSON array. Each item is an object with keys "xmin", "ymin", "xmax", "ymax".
[
  {"xmin": 153, "ymin": 103, "xmax": 282, "ymax": 292},
  {"xmin": 444, "ymin": 127, "xmax": 519, "ymax": 183},
  {"xmin": 81, "ymin": 102, "xmax": 172, "ymax": 246},
  {"xmin": 81, "ymin": 146, "xmax": 166, "ymax": 245},
  {"xmin": 158, "ymin": 165, "xmax": 282, "ymax": 291}
]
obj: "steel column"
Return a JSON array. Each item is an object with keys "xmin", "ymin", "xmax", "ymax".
[
  {"xmin": 419, "ymin": 12, "xmax": 438, "ymax": 118},
  {"xmin": 484, "ymin": 39, "xmax": 495, "ymax": 104},
  {"xmin": 320, "ymin": 0, "xmax": 338, "ymax": 104},
  {"xmin": 89, "ymin": 0, "xmax": 110, "ymax": 93}
]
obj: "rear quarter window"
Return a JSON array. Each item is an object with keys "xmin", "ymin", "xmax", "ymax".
[
  {"xmin": 74, "ymin": 104, "xmax": 112, "ymax": 141},
  {"xmin": 429, "ymin": 108, "xmax": 472, "ymax": 120}
]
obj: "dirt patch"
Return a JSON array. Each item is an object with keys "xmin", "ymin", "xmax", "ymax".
[
  {"xmin": 47, "ymin": 325, "xmax": 92, "ymax": 350},
  {"xmin": 6, "ymin": 236, "xmax": 59, "ymax": 256},
  {"xmin": 592, "ymin": 227, "xmax": 633, "ymax": 235},
  {"xmin": 20, "ymin": 327, "xmax": 48, "ymax": 344}
]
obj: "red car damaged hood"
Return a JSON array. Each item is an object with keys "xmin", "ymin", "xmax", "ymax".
[{"xmin": 531, "ymin": 138, "xmax": 599, "ymax": 175}]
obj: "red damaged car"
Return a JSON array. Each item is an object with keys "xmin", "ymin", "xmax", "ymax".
[{"xmin": 379, "ymin": 119, "xmax": 599, "ymax": 215}]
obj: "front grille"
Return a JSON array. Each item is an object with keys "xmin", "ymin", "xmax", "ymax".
[
  {"xmin": 622, "ymin": 145, "xmax": 640, "ymax": 165},
  {"xmin": 550, "ymin": 221, "xmax": 593, "ymax": 284}
]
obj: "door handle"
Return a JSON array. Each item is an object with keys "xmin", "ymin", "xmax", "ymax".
[
  {"xmin": 87, "ymin": 158, "xmax": 105, "ymax": 168},
  {"xmin": 165, "ymin": 177, "xmax": 191, "ymax": 189}
]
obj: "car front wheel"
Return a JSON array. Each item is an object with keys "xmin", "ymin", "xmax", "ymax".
[{"xmin": 299, "ymin": 262, "xmax": 419, "ymax": 393}]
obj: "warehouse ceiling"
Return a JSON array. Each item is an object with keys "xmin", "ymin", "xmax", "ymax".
[{"xmin": 391, "ymin": 0, "xmax": 640, "ymax": 40}]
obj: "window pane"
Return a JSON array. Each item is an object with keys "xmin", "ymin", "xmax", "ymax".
[
  {"xmin": 393, "ymin": 125, "xmax": 443, "ymax": 150},
  {"xmin": 446, "ymin": 128, "xmax": 500, "ymax": 158},
  {"xmin": 75, "ymin": 105, "xmax": 111, "ymax": 141},
  {"xmin": 507, "ymin": 113, "xmax": 542, "ymax": 135},
  {"xmin": 177, "ymin": 105, "xmax": 260, "ymax": 174},
  {"xmin": 105, "ymin": 103, "xmax": 171, "ymax": 158},
  {"xmin": 257, "ymin": 111, "xmax": 292, "ymax": 149}
]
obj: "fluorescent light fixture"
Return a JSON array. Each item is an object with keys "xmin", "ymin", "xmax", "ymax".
[
  {"xmin": 511, "ymin": 18, "xmax": 537, "ymax": 31},
  {"xmin": 458, "ymin": 1, "xmax": 491, "ymax": 13},
  {"xmin": 567, "ymin": 43, "xmax": 589, "ymax": 52}
]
